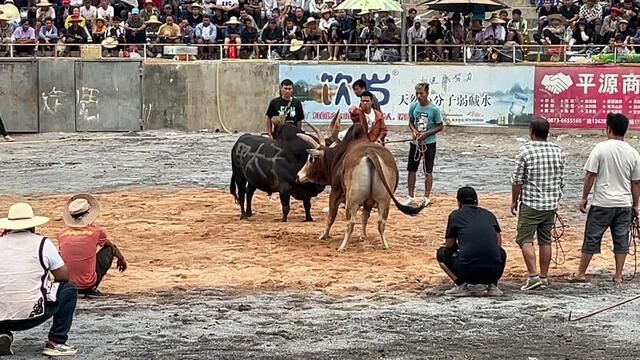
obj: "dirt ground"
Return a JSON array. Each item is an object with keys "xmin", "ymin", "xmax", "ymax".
[{"xmin": 1, "ymin": 130, "xmax": 639, "ymax": 359}]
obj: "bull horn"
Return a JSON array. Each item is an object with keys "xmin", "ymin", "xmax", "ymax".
[
  {"xmin": 303, "ymin": 120, "xmax": 326, "ymax": 147},
  {"xmin": 297, "ymin": 133, "xmax": 321, "ymax": 149},
  {"xmin": 328, "ymin": 110, "xmax": 341, "ymax": 142}
]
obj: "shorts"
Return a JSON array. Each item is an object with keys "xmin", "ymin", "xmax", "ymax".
[
  {"xmin": 582, "ymin": 206, "xmax": 632, "ymax": 255},
  {"xmin": 407, "ymin": 142, "xmax": 436, "ymax": 174},
  {"xmin": 515, "ymin": 204, "xmax": 556, "ymax": 247},
  {"xmin": 436, "ymin": 247, "xmax": 507, "ymax": 285}
]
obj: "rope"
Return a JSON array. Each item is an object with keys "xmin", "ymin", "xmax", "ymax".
[
  {"xmin": 215, "ymin": 62, "xmax": 233, "ymax": 134},
  {"xmin": 551, "ymin": 212, "xmax": 567, "ymax": 267},
  {"xmin": 626, "ymin": 216, "xmax": 639, "ymax": 281}
]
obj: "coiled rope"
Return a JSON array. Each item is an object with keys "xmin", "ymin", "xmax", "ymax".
[
  {"xmin": 551, "ymin": 212, "xmax": 567, "ymax": 267},
  {"xmin": 626, "ymin": 216, "xmax": 639, "ymax": 281}
]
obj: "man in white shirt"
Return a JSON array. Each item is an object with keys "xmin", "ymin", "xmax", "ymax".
[
  {"xmin": 80, "ymin": 0, "xmax": 98, "ymax": 26},
  {"xmin": 0, "ymin": 203, "xmax": 78, "ymax": 357},
  {"xmin": 97, "ymin": 0, "xmax": 115, "ymax": 20},
  {"xmin": 574, "ymin": 113, "xmax": 640, "ymax": 285}
]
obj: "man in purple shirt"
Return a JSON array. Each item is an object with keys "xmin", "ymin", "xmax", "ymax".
[{"xmin": 11, "ymin": 19, "xmax": 36, "ymax": 56}]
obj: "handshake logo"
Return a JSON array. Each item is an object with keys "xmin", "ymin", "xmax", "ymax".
[{"xmin": 541, "ymin": 73, "xmax": 573, "ymax": 95}]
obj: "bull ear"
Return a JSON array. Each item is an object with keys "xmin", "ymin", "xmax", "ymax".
[
  {"xmin": 297, "ymin": 133, "xmax": 321, "ymax": 149},
  {"xmin": 307, "ymin": 148, "xmax": 324, "ymax": 158},
  {"xmin": 328, "ymin": 110, "xmax": 341, "ymax": 142}
]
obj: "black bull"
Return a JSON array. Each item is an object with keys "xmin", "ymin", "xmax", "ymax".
[{"xmin": 230, "ymin": 124, "xmax": 326, "ymax": 222}]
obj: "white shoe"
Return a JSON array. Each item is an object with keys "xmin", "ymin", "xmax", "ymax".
[
  {"xmin": 403, "ymin": 196, "xmax": 417, "ymax": 206},
  {"xmin": 42, "ymin": 343, "xmax": 77, "ymax": 356},
  {"xmin": 3, "ymin": 135, "xmax": 14, "ymax": 142},
  {"xmin": 421, "ymin": 197, "xmax": 431, "ymax": 207}
]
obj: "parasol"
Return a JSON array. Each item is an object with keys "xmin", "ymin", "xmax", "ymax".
[
  {"xmin": 335, "ymin": 0, "xmax": 403, "ymax": 12},
  {"xmin": 418, "ymin": 0, "xmax": 509, "ymax": 13}
]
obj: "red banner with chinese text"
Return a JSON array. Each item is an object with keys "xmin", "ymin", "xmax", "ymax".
[{"xmin": 534, "ymin": 66, "xmax": 640, "ymax": 129}]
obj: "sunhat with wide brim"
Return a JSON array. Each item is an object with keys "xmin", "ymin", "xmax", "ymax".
[
  {"xmin": 36, "ymin": 0, "xmax": 53, "ymax": 7},
  {"xmin": 547, "ymin": 13, "xmax": 567, "ymax": 25},
  {"xmin": 63, "ymin": 194, "xmax": 101, "ymax": 227},
  {"xmin": 290, "ymin": 38, "xmax": 304, "ymax": 52},
  {"xmin": 0, "ymin": 203, "xmax": 50, "ymax": 230},
  {"xmin": 145, "ymin": 15, "xmax": 161, "ymax": 24},
  {"xmin": 304, "ymin": 17, "xmax": 317, "ymax": 27},
  {"xmin": 225, "ymin": 16, "xmax": 241, "ymax": 25},
  {"xmin": 486, "ymin": 13, "xmax": 505, "ymax": 24}
]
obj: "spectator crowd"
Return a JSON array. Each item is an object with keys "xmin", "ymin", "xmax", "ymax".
[{"xmin": 0, "ymin": 0, "xmax": 638, "ymax": 59}]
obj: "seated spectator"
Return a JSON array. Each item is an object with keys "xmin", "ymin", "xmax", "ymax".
[
  {"xmin": 97, "ymin": 0, "xmax": 115, "ymax": 21},
  {"xmin": 541, "ymin": 14, "xmax": 567, "ymax": 45},
  {"xmin": 56, "ymin": 0, "xmax": 73, "ymax": 30},
  {"xmin": 139, "ymin": 0, "xmax": 157, "ymax": 21},
  {"xmin": 602, "ymin": 32, "xmax": 632, "ymax": 53},
  {"xmin": 302, "ymin": 17, "xmax": 323, "ymax": 60},
  {"xmin": 35, "ymin": 1, "xmax": 56, "ymax": 30},
  {"xmin": 356, "ymin": 10, "xmax": 372, "ymax": 32},
  {"xmin": 261, "ymin": 17, "xmax": 283, "ymax": 57},
  {"xmin": 80, "ymin": 0, "xmax": 98, "ymax": 28},
  {"xmin": 159, "ymin": 4, "xmax": 175, "ymax": 23},
  {"xmin": 65, "ymin": 8, "xmax": 87, "ymax": 30},
  {"xmin": 622, "ymin": 0, "xmax": 638, "ymax": 29},
  {"xmin": 484, "ymin": 13, "xmax": 506, "ymax": 45},
  {"xmin": 243, "ymin": 0, "xmax": 262, "ymax": 29},
  {"xmin": 307, "ymin": 0, "xmax": 322, "ymax": 19},
  {"xmin": 58, "ymin": 195, "xmax": 127, "ymax": 298},
  {"xmin": 91, "ymin": 16, "xmax": 107, "ymax": 43},
  {"xmin": 179, "ymin": 18, "xmax": 194, "ymax": 44},
  {"xmin": 0, "ymin": 203, "xmax": 78, "ymax": 357},
  {"xmin": 406, "ymin": 7, "xmax": 419, "ymax": 27},
  {"xmin": 39, "ymin": 17, "xmax": 59, "ymax": 43},
  {"xmin": 145, "ymin": 15, "xmax": 162, "ymax": 57},
  {"xmin": 12, "ymin": 19, "xmax": 36, "ymax": 56},
  {"xmin": 348, "ymin": 91, "xmax": 387, "ymax": 144},
  {"xmin": 106, "ymin": 16, "xmax": 126, "ymax": 44},
  {"xmin": 239, "ymin": 8, "xmax": 257, "ymax": 29},
  {"xmin": 291, "ymin": 7, "xmax": 306, "ymax": 28},
  {"xmin": 426, "ymin": 17, "xmax": 445, "ymax": 59},
  {"xmin": 498, "ymin": 9, "xmax": 509, "ymax": 32},
  {"xmin": 124, "ymin": 8, "xmax": 146, "ymax": 43},
  {"xmin": 187, "ymin": 3, "xmax": 205, "ymax": 27},
  {"xmin": 212, "ymin": 8, "xmax": 229, "ymax": 44},
  {"xmin": 158, "ymin": 15, "xmax": 181, "ymax": 43},
  {"xmin": 407, "ymin": 17, "xmax": 427, "ymax": 46},
  {"xmin": 569, "ymin": 19, "xmax": 595, "ymax": 50},
  {"xmin": 579, "ymin": 0, "xmax": 603, "ymax": 32},
  {"xmin": 326, "ymin": 22, "xmax": 342, "ymax": 60},
  {"xmin": 195, "ymin": 14, "xmax": 217, "ymax": 57},
  {"xmin": 360, "ymin": 18, "xmax": 381, "ymax": 45},
  {"xmin": 508, "ymin": 9, "xmax": 529, "ymax": 37},
  {"xmin": 558, "ymin": 0, "xmax": 579, "ymax": 26},
  {"xmin": 215, "ymin": 0, "xmax": 240, "ymax": 18},
  {"xmin": 609, "ymin": 19, "xmax": 634, "ymax": 43},
  {"xmin": 503, "ymin": 28, "xmax": 524, "ymax": 61},
  {"xmin": 437, "ymin": 187, "xmax": 507, "ymax": 297},
  {"xmin": 537, "ymin": 0, "xmax": 558, "ymax": 35},
  {"xmin": 224, "ymin": 16, "xmax": 242, "ymax": 57},
  {"xmin": 64, "ymin": 15, "xmax": 88, "ymax": 49},
  {"xmin": 240, "ymin": 16, "xmax": 258, "ymax": 57},
  {"xmin": 379, "ymin": 17, "xmax": 401, "ymax": 47},
  {"xmin": 336, "ymin": 9, "xmax": 355, "ymax": 53},
  {"xmin": 601, "ymin": 7, "xmax": 622, "ymax": 36},
  {"xmin": 319, "ymin": 8, "xmax": 335, "ymax": 33}
]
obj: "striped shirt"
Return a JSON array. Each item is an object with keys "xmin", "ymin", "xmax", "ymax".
[{"xmin": 511, "ymin": 141, "xmax": 566, "ymax": 211}]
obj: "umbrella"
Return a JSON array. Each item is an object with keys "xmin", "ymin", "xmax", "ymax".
[
  {"xmin": 335, "ymin": 0, "xmax": 403, "ymax": 12},
  {"xmin": 418, "ymin": 0, "xmax": 509, "ymax": 13}
]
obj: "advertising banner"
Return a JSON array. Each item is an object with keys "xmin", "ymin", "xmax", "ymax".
[
  {"xmin": 278, "ymin": 64, "xmax": 535, "ymax": 127},
  {"xmin": 534, "ymin": 66, "xmax": 640, "ymax": 129}
]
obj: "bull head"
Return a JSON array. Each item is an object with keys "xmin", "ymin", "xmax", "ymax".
[{"xmin": 296, "ymin": 133, "xmax": 326, "ymax": 184}]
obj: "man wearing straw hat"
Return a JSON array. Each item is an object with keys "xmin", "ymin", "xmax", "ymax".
[
  {"xmin": 483, "ymin": 13, "xmax": 506, "ymax": 45},
  {"xmin": 0, "ymin": 203, "xmax": 78, "ymax": 357},
  {"xmin": 58, "ymin": 194, "xmax": 127, "ymax": 297}
]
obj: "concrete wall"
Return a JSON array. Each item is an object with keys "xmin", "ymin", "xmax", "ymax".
[
  {"xmin": 0, "ymin": 60, "xmax": 39, "ymax": 132},
  {"xmin": 142, "ymin": 61, "xmax": 278, "ymax": 133}
]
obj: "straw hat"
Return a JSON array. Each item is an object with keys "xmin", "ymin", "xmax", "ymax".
[
  {"xmin": 190, "ymin": 2, "xmax": 203, "ymax": 9},
  {"xmin": 0, "ymin": 203, "xmax": 49, "ymax": 230},
  {"xmin": 63, "ymin": 194, "xmax": 101, "ymax": 228},
  {"xmin": 145, "ymin": 15, "xmax": 161, "ymax": 24},
  {"xmin": 547, "ymin": 13, "xmax": 567, "ymax": 25},
  {"xmin": 144, "ymin": 0, "xmax": 153, "ymax": 4},
  {"xmin": 290, "ymin": 38, "xmax": 304, "ymax": 52},
  {"xmin": 36, "ymin": 0, "xmax": 53, "ymax": 7},
  {"xmin": 486, "ymin": 13, "xmax": 505, "ymax": 24},
  {"xmin": 95, "ymin": 16, "xmax": 106, "ymax": 23},
  {"xmin": 225, "ymin": 16, "xmax": 241, "ymax": 25},
  {"xmin": 101, "ymin": 36, "xmax": 118, "ymax": 48},
  {"xmin": 357, "ymin": 10, "xmax": 370, "ymax": 16},
  {"xmin": 0, "ymin": 14, "xmax": 10, "ymax": 21},
  {"xmin": 304, "ymin": 17, "xmax": 317, "ymax": 27}
]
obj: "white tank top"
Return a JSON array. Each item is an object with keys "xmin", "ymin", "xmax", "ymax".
[{"xmin": 0, "ymin": 232, "xmax": 48, "ymax": 321}]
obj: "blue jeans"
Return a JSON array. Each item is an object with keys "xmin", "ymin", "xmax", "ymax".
[{"xmin": 0, "ymin": 282, "xmax": 77, "ymax": 344}]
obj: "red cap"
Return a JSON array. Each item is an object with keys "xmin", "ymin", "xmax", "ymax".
[
  {"xmin": 63, "ymin": 0, "xmax": 70, "ymax": 4},
  {"xmin": 610, "ymin": 7, "xmax": 622, "ymax": 13}
]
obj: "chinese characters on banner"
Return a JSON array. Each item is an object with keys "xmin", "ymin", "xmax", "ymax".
[
  {"xmin": 279, "ymin": 65, "xmax": 535, "ymax": 126},
  {"xmin": 534, "ymin": 67, "xmax": 640, "ymax": 129}
]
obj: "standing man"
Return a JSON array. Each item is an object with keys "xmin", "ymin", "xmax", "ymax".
[
  {"xmin": 348, "ymin": 91, "xmax": 387, "ymax": 144},
  {"xmin": 0, "ymin": 114, "xmax": 14, "ymax": 141},
  {"xmin": 406, "ymin": 82, "xmax": 444, "ymax": 207},
  {"xmin": 0, "ymin": 203, "xmax": 78, "ymax": 356},
  {"xmin": 352, "ymin": 79, "xmax": 381, "ymax": 111},
  {"xmin": 437, "ymin": 186, "xmax": 507, "ymax": 297},
  {"xmin": 574, "ymin": 113, "xmax": 640, "ymax": 285},
  {"xmin": 58, "ymin": 194, "xmax": 127, "ymax": 297},
  {"xmin": 511, "ymin": 118, "xmax": 566, "ymax": 291},
  {"xmin": 265, "ymin": 78, "xmax": 304, "ymax": 138}
]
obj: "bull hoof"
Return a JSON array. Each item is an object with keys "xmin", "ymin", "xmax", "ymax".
[
  {"xmin": 318, "ymin": 233, "xmax": 330, "ymax": 241},
  {"xmin": 337, "ymin": 246, "xmax": 346, "ymax": 252},
  {"xmin": 281, "ymin": 218, "xmax": 288, "ymax": 223},
  {"xmin": 240, "ymin": 214, "xmax": 250, "ymax": 220}
]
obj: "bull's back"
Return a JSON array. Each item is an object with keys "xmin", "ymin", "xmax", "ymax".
[{"xmin": 342, "ymin": 143, "xmax": 399, "ymax": 195}]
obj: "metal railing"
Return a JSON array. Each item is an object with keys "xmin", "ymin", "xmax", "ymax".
[{"xmin": 1, "ymin": 42, "xmax": 639, "ymax": 64}]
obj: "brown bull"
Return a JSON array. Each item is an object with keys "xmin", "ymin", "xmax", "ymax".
[{"xmin": 296, "ymin": 121, "xmax": 425, "ymax": 251}]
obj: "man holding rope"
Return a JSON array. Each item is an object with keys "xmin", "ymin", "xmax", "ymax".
[
  {"xmin": 511, "ymin": 118, "xmax": 566, "ymax": 291},
  {"xmin": 573, "ymin": 113, "xmax": 640, "ymax": 285},
  {"xmin": 405, "ymin": 82, "xmax": 443, "ymax": 207}
]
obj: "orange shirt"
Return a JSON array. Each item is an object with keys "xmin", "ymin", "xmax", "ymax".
[{"xmin": 58, "ymin": 225, "xmax": 107, "ymax": 289}]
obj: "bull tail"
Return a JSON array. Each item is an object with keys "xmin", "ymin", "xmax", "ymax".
[
  {"xmin": 230, "ymin": 168, "xmax": 238, "ymax": 204},
  {"xmin": 365, "ymin": 152, "xmax": 425, "ymax": 216}
]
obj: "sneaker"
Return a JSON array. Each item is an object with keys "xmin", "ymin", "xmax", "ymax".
[
  {"xmin": 444, "ymin": 283, "xmax": 473, "ymax": 297},
  {"xmin": 403, "ymin": 196, "xmax": 417, "ymax": 206},
  {"xmin": 486, "ymin": 284, "xmax": 504, "ymax": 297},
  {"xmin": 421, "ymin": 197, "xmax": 431, "ymax": 207},
  {"xmin": 540, "ymin": 278, "xmax": 549, "ymax": 288},
  {"xmin": 0, "ymin": 334, "xmax": 13, "ymax": 355},
  {"xmin": 42, "ymin": 343, "xmax": 77, "ymax": 357},
  {"xmin": 3, "ymin": 135, "xmax": 14, "ymax": 142},
  {"xmin": 521, "ymin": 276, "xmax": 543, "ymax": 291}
]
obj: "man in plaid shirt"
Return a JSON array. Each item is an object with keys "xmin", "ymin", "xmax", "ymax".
[{"xmin": 511, "ymin": 118, "xmax": 566, "ymax": 291}]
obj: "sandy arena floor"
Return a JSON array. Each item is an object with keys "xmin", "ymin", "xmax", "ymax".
[{"xmin": 1, "ymin": 130, "xmax": 639, "ymax": 359}]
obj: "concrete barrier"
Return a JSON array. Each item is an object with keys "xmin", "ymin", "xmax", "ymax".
[
  {"xmin": 38, "ymin": 59, "xmax": 76, "ymax": 132},
  {"xmin": 0, "ymin": 60, "xmax": 39, "ymax": 132},
  {"xmin": 143, "ymin": 61, "xmax": 279, "ymax": 133},
  {"xmin": 75, "ymin": 60, "xmax": 143, "ymax": 132}
]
